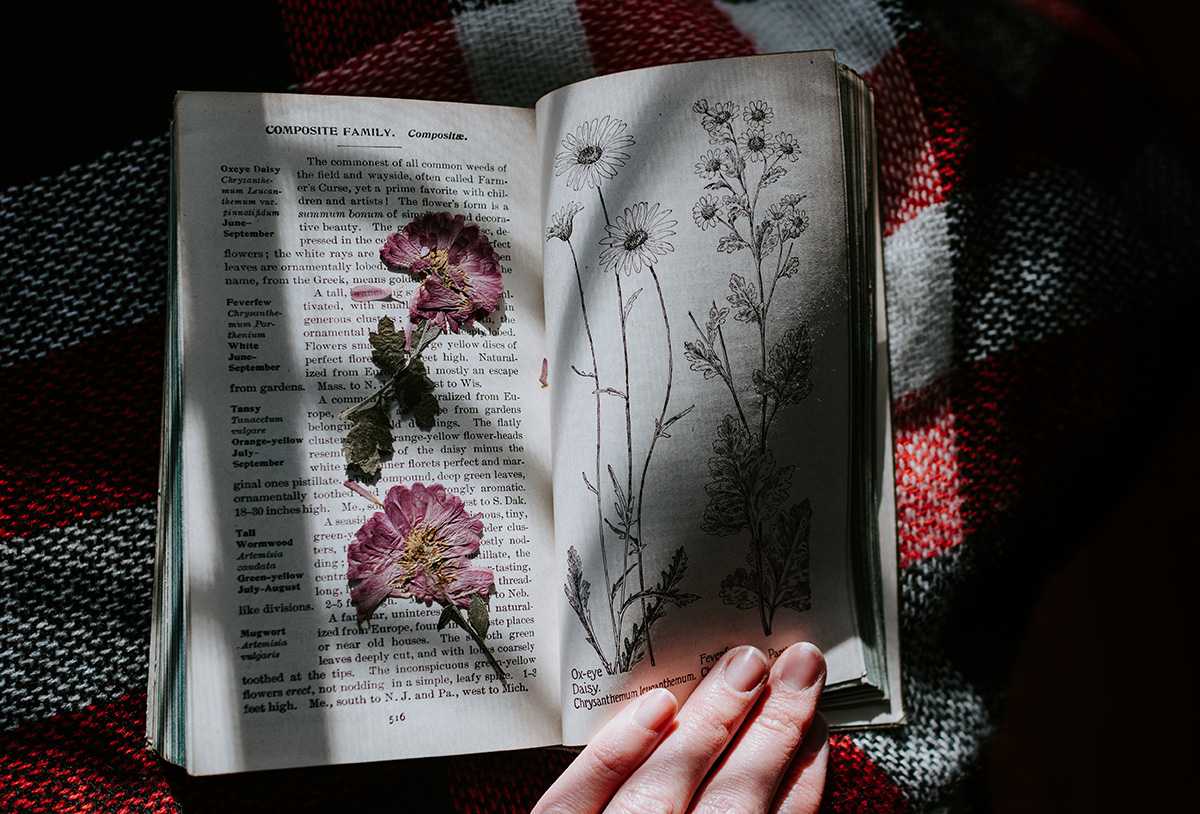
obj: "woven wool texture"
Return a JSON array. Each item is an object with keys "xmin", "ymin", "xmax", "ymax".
[{"xmin": 2, "ymin": 1, "xmax": 1195, "ymax": 811}]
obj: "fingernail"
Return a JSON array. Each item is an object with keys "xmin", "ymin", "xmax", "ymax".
[
  {"xmin": 724, "ymin": 646, "xmax": 768, "ymax": 692},
  {"xmin": 777, "ymin": 642, "xmax": 825, "ymax": 690},
  {"xmin": 633, "ymin": 688, "xmax": 677, "ymax": 731}
]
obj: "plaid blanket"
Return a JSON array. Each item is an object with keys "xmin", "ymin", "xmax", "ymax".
[{"xmin": 2, "ymin": 1, "xmax": 1195, "ymax": 811}]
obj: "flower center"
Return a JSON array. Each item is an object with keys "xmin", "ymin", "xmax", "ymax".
[
  {"xmin": 427, "ymin": 249, "xmax": 467, "ymax": 294},
  {"xmin": 706, "ymin": 159, "xmax": 722, "ymax": 172},
  {"xmin": 623, "ymin": 229, "xmax": 649, "ymax": 251},
  {"xmin": 701, "ymin": 203, "xmax": 717, "ymax": 218},
  {"xmin": 399, "ymin": 525, "xmax": 457, "ymax": 588},
  {"xmin": 714, "ymin": 111, "xmax": 731, "ymax": 123},
  {"xmin": 748, "ymin": 135, "xmax": 765, "ymax": 151},
  {"xmin": 576, "ymin": 145, "xmax": 603, "ymax": 165}
]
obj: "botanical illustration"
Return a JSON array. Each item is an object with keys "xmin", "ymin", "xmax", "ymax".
[
  {"xmin": 548, "ymin": 115, "xmax": 697, "ymax": 674},
  {"xmin": 344, "ymin": 479, "xmax": 507, "ymax": 682},
  {"xmin": 340, "ymin": 212, "xmax": 504, "ymax": 482},
  {"xmin": 683, "ymin": 99, "xmax": 815, "ymax": 635}
]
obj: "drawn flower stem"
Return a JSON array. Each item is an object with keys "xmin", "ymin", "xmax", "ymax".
[
  {"xmin": 715, "ymin": 321, "xmax": 753, "ymax": 436},
  {"xmin": 556, "ymin": 118, "xmax": 695, "ymax": 673},
  {"xmin": 612, "ymin": 250, "xmax": 638, "ymax": 667},
  {"xmin": 632, "ymin": 264, "xmax": 682, "ymax": 667},
  {"xmin": 567, "ymin": 236, "xmax": 619, "ymax": 654}
]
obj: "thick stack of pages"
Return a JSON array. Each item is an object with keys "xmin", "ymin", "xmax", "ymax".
[{"xmin": 149, "ymin": 50, "xmax": 901, "ymax": 776}]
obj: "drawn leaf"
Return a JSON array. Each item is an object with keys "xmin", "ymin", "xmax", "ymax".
[
  {"xmin": 622, "ymin": 626, "xmax": 647, "ymax": 670},
  {"xmin": 609, "ymin": 468, "xmax": 628, "ymax": 513},
  {"xmin": 719, "ymin": 567, "xmax": 761, "ymax": 610},
  {"xmin": 662, "ymin": 404, "xmax": 695, "ymax": 431},
  {"xmin": 565, "ymin": 546, "xmax": 592, "ymax": 615},
  {"xmin": 755, "ymin": 324, "xmax": 813, "ymax": 408},
  {"xmin": 727, "ymin": 274, "xmax": 761, "ymax": 323},
  {"xmin": 582, "ymin": 471, "xmax": 599, "ymax": 495},
  {"xmin": 755, "ymin": 220, "xmax": 779, "ymax": 257},
  {"xmin": 622, "ymin": 287, "xmax": 643, "ymax": 320},
  {"xmin": 684, "ymin": 339, "xmax": 721, "ymax": 380},
  {"xmin": 717, "ymin": 234, "xmax": 749, "ymax": 253},
  {"xmin": 767, "ymin": 500, "xmax": 813, "ymax": 613},
  {"xmin": 604, "ymin": 517, "xmax": 638, "ymax": 548},
  {"xmin": 368, "ymin": 316, "xmax": 407, "ymax": 377},
  {"xmin": 723, "ymin": 147, "xmax": 746, "ymax": 178},
  {"xmin": 759, "ymin": 165, "xmax": 787, "ymax": 187},
  {"xmin": 701, "ymin": 415, "xmax": 759, "ymax": 535},
  {"xmin": 343, "ymin": 404, "xmax": 394, "ymax": 480},
  {"xmin": 657, "ymin": 547, "xmax": 698, "ymax": 606},
  {"xmin": 778, "ymin": 256, "xmax": 800, "ymax": 279},
  {"xmin": 469, "ymin": 595, "xmax": 490, "ymax": 638},
  {"xmin": 757, "ymin": 463, "xmax": 795, "ymax": 518},
  {"xmin": 705, "ymin": 302, "xmax": 730, "ymax": 341}
]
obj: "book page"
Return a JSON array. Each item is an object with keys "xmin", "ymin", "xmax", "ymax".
[
  {"xmin": 537, "ymin": 53, "xmax": 868, "ymax": 742},
  {"xmin": 174, "ymin": 92, "xmax": 558, "ymax": 774}
]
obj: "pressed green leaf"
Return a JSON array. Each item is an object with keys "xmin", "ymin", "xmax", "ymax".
[
  {"xmin": 393, "ymin": 360, "xmax": 441, "ymax": 431},
  {"xmin": 436, "ymin": 604, "xmax": 456, "ymax": 631},
  {"xmin": 469, "ymin": 595, "xmax": 490, "ymax": 638},
  {"xmin": 343, "ymin": 404, "xmax": 394, "ymax": 480},
  {"xmin": 369, "ymin": 316, "xmax": 407, "ymax": 377}
]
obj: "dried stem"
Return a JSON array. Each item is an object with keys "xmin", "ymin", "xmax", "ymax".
[
  {"xmin": 338, "ymin": 323, "xmax": 442, "ymax": 422},
  {"xmin": 445, "ymin": 604, "xmax": 508, "ymax": 685}
]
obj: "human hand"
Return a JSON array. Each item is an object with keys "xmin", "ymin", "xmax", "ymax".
[{"xmin": 533, "ymin": 642, "xmax": 828, "ymax": 814}]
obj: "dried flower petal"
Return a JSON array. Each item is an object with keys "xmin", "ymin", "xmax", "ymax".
[
  {"xmin": 379, "ymin": 213, "xmax": 503, "ymax": 332},
  {"xmin": 347, "ymin": 482, "xmax": 494, "ymax": 624},
  {"xmin": 351, "ymin": 284, "xmax": 394, "ymax": 302}
]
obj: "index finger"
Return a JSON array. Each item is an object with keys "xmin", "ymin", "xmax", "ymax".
[{"xmin": 532, "ymin": 687, "xmax": 678, "ymax": 814}]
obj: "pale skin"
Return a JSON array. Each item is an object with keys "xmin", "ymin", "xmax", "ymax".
[{"xmin": 532, "ymin": 642, "xmax": 828, "ymax": 814}]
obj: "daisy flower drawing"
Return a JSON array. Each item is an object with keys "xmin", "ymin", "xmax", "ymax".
[
  {"xmin": 775, "ymin": 132, "xmax": 801, "ymax": 161},
  {"xmin": 553, "ymin": 115, "xmax": 635, "ymax": 191},
  {"xmin": 693, "ymin": 195, "xmax": 721, "ymax": 230},
  {"xmin": 695, "ymin": 149, "xmax": 726, "ymax": 179},
  {"xmin": 737, "ymin": 128, "xmax": 773, "ymax": 162},
  {"xmin": 599, "ymin": 201, "xmax": 678, "ymax": 275},
  {"xmin": 743, "ymin": 99, "xmax": 774, "ymax": 128},
  {"xmin": 546, "ymin": 200, "xmax": 584, "ymax": 243}
]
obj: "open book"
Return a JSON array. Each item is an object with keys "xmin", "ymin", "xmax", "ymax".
[{"xmin": 149, "ymin": 50, "xmax": 902, "ymax": 776}]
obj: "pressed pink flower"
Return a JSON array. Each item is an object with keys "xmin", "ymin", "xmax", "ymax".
[
  {"xmin": 350, "ymin": 284, "xmax": 394, "ymax": 302},
  {"xmin": 378, "ymin": 213, "xmax": 503, "ymax": 332},
  {"xmin": 346, "ymin": 482, "xmax": 494, "ymax": 623}
]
